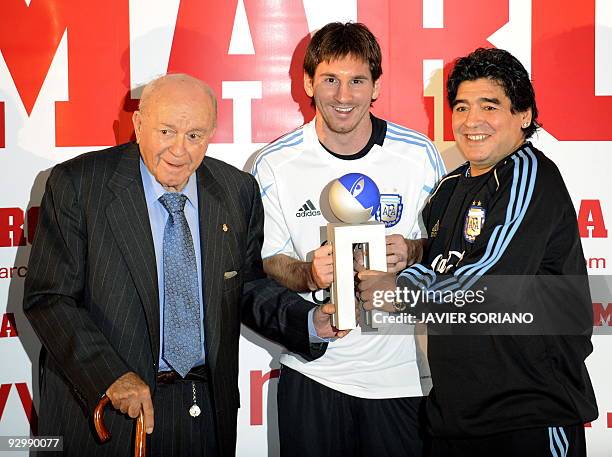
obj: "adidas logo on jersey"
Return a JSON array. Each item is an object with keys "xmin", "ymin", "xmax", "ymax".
[{"xmin": 296, "ymin": 200, "xmax": 321, "ymax": 217}]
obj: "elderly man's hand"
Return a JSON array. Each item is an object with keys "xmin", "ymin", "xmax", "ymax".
[
  {"xmin": 357, "ymin": 270, "xmax": 398, "ymax": 313},
  {"xmin": 106, "ymin": 371, "xmax": 154, "ymax": 434},
  {"xmin": 313, "ymin": 303, "xmax": 351, "ymax": 338}
]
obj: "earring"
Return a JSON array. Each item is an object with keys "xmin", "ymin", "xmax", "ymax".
[{"xmin": 522, "ymin": 122, "xmax": 529, "ymax": 128}]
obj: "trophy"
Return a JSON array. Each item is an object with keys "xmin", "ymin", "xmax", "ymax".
[{"xmin": 326, "ymin": 173, "xmax": 387, "ymax": 330}]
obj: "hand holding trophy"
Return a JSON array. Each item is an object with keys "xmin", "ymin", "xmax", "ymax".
[{"xmin": 327, "ymin": 173, "xmax": 387, "ymax": 330}]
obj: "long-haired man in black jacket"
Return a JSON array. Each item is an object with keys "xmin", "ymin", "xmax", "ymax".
[{"xmin": 358, "ymin": 48, "xmax": 598, "ymax": 457}]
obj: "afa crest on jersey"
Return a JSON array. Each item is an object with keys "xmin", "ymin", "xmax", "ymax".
[
  {"xmin": 376, "ymin": 194, "xmax": 403, "ymax": 228},
  {"xmin": 464, "ymin": 202, "xmax": 486, "ymax": 243}
]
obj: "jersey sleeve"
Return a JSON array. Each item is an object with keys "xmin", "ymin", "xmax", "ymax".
[
  {"xmin": 399, "ymin": 147, "xmax": 580, "ymax": 292},
  {"xmin": 251, "ymin": 152, "xmax": 296, "ymax": 259}
]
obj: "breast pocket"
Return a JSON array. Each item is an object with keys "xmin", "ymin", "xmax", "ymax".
[{"xmin": 223, "ymin": 269, "xmax": 242, "ymax": 291}]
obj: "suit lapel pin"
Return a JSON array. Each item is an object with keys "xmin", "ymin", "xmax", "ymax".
[{"xmin": 222, "ymin": 223, "xmax": 229, "ymax": 232}]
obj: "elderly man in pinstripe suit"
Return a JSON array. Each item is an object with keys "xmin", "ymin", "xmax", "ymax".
[{"xmin": 23, "ymin": 74, "xmax": 341, "ymax": 457}]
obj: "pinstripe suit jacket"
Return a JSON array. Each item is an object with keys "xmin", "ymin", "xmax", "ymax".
[{"xmin": 24, "ymin": 142, "xmax": 322, "ymax": 456}]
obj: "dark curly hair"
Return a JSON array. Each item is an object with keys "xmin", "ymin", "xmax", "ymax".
[
  {"xmin": 303, "ymin": 22, "xmax": 382, "ymax": 82},
  {"xmin": 446, "ymin": 48, "xmax": 540, "ymax": 139}
]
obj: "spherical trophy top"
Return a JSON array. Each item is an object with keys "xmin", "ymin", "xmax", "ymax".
[{"xmin": 328, "ymin": 173, "xmax": 381, "ymax": 223}]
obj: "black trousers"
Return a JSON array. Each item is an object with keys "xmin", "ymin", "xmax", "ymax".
[
  {"xmin": 430, "ymin": 424, "xmax": 586, "ymax": 457},
  {"xmin": 277, "ymin": 365, "xmax": 426, "ymax": 457},
  {"xmin": 147, "ymin": 373, "xmax": 218, "ymax": 457}
]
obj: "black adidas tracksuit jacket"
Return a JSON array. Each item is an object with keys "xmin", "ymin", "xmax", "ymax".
[{"xmin": 397, "ymin": 142, "xmax": 598, "ymax": 437}]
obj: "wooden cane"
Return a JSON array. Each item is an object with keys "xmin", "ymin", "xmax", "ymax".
[{"xmin": 94, "ymin": 394, "xmax": 146, "ymax": 457}]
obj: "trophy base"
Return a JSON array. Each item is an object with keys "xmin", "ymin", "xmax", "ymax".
[{"xmin": 327, "ymin": 222, "xmax": 387, "ymax": 330}]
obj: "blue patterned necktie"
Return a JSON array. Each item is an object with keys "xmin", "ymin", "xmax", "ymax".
[{"xmin": 159, "ymin": 192, "xmax": 202, "ymax": 377}]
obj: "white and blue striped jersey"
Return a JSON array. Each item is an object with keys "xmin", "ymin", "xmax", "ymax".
[{"xmin": 251, "ymin": 117, "xmax": 444, "ymax": 399}]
